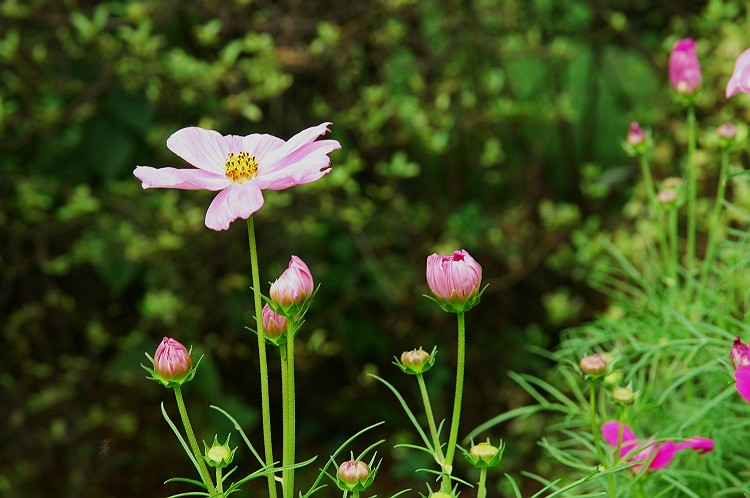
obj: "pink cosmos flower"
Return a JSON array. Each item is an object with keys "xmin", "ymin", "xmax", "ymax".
[
  {"xmin": 601, "ymin": 421, "xmax": 713, "ymax": 472},
  {"xmin": 730, "ymin": 336, "xmax": 750, "ymax": 402},
  {"xmin": 726, "ymin": 48, "xmax": 750, "ymax": 98},
  {"xmin": 154, "ymin": 337, "xmax": 192, "ymax": 381},
  {"xmin": 133, "ymin": 123, "xmax": 341, "ymax": 230},
  {"xmin": 669, "ymin": 38, "xmax": 702, "ymax": 96},
  {"xmin": 426, "ymin": 249, "xmax": 483, "ymax": 312},
  {"xmin": 270, "ymin": 255, "xmax": 314, "ymax": 315}
]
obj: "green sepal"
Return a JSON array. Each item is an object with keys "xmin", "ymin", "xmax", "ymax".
[
  {"xmin": 424, "ymin": 283, "xmax": 489, "ymax": 313},
  {"xmin": 203, "ymin": 434, "xmax": 237, "ymax": 469},
  {"xmin": 393, "ymin": 346, "xmax": 438, "ymax": 375},
  {"xmin": 462, "ymin": 439, "xmax": 505, "ymax": 469}
]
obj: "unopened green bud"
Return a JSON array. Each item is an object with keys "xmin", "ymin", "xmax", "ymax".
[
  {"xmin": 203, "ymin": 435, "xmax": 236, "ymax": 468},
  {"xmin": 464, "ymin": 439, "xmax": 504, "ymax": 468},
  {"xmin": 394, "ymin": 346, "xmax": 437, "ymax": 375},
  {"xmin": 612, "ymin": 387, "xmax": 635, "ymax": 405},
  {"xmin": 429, "ymin": 493, "xmax": 453, "ymax": 498}
]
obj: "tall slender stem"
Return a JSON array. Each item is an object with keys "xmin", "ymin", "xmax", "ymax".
[
  {"xmin": 246, "ymin": 217, "xmax": 278, "ymax": 498},
  {"xmin": 669, "ymin": 208, "xmax": 680, "ymax": 294},
  {"xmin": 417, "ymin": 373, "xmax": 445, "ymax": 463},
  {"xmin": 280, "ymin": 344, "xmax": 290, "ymax": 498},
  {"xmin": 476, "ymin": 467, "xmax": 488, "ymax": 498},
  {"xmin": 700, "ymin": 147, "xmax": 730, "ymax": 288},
  {"xmin": 282, "ymin": 321, "xmax": 297, "ymax": 498},
  {"xmin": 216, "ymin": 467, "xmax": 224, "ymax": 495},
  {"xmin": 639, "ymin": 154, "xmax": 670, "ymax": 278},
  {"xmin": 174, "ymin": 386, "xmax": 215, "ymax": 495},
  {"xmin": 685, "ymin": 105, "xmax": 698, "ymax": 291},
  {"xmin": 589, "ymin": 381, "xmax": 615, "ymax": 498},
  {"xmin": 443, "ymin": 311, "xmax": 466, "ymax": 491}
]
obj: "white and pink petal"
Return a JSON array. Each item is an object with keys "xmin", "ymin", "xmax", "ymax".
[
  {"xmin": 134, "ymin": 166, "xmax": 231, "ymax": 191},
  {"xmin": 167, "ymin": 127, "xmax": 244, "ymax": 174},
  {"xmin": 204, "ymin": 183, "xmax": 265, "ymax": 231}
]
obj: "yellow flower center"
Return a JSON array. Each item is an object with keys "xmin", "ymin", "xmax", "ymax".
[{"xmin": 224, "ymin": 151, "xmax": 258, "ymax": 183}]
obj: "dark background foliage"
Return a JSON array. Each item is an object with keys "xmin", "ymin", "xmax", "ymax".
[{"xmin": 2, "ymin": 0, "xmax": 747, "ymax": 496}]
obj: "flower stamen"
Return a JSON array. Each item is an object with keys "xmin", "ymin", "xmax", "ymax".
[{"xmin": 224, "ymin": 151, "xmax": 258, "ymax": 183}]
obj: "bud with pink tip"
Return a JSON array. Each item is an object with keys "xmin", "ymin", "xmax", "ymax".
[
  {"xmin": 627, "ymin": 122, "xmax": 645, "ymax": 147},
  {"xmin": 262, "ymin": 304, "xmax": 287, "ymax": 343},
  {"xmin": 143, "ymin": 337, "xmax": 202, "ymax": 388},
  {"xmin": 395, "ymin": 346, "xmax": 436, "ymax": 375},
  {"xmin": 426, "ymin": 249, "xmax": 485, "ymax": 313},
  {"xmin": 269, "ymin": 255, "xmax": 315, "ymax": 317},
  {"xmin": 334, "ymin": 458, "xmax": 379, "ymax": 492},
  {"xmin": 669, "ymin": 38, "xmax": 702, "ymax": 97},
  {"xmin": 718, "ymin": 123, "xmax": 737, "ymax": 149},
  {"xmin": 579, "ymin": 353, "xmax": 607, "ymax": 377}
]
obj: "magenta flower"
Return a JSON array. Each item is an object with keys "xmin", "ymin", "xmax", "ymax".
[
  {"xmin": 601, "ymin": 421, "xmax": 713, "ymax": 472},
  {"xmin": 626, "ymin": 122, "xmax": 646, "ymax": 147},
  {"xmin": 426, "ymin": 249, "xmax": 483, "ymax": 313},
  {"xmin": 134, "ymin": 123, "xmax": 341, "ymax": 230},
  {"xmin": 269, "ymin": 255, "xmax": 314, "ymax": 316},
  {"xmin": 154, "ymin": 337, "xmax": 192, "ymax": 381},
  {"xmin": 726, "ymin": 48, "xmax": 750, "ymax": 98},
  {"xmin": 730, "ymin": 336, "xmax": 750, "ymax": 402},
  {"xmin": 669, "ymin": 38, "xmax": 702, "ymax": 96}
]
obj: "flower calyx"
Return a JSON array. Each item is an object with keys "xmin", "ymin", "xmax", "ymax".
[
  {"xmin": 463, "ymin": 439, "xmax": 505, "ymax": 469},
  {"xmin": 142, "ymin": 337, "xmax": 203, "ymax": 389},
  {"xmin": 394, "ymin": 346, "xmax": 437, "ymax": 375},
  {"xmin": 203, "ymin": 434, "xmax": 237, "ymax": 469}
]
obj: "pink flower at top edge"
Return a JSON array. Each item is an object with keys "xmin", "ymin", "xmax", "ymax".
[
  {"xmin": 726, "ymin": 48, "xmax": 750, "ymax": 98},
  {"xmin": 669, "ymin": 38, "xmax": 702, "ymax": 96},
  {"xmin": 601, "ymin": 421, "xmax": 713, "ymax": 472},
  {"xmin": 133, "ymin": 123, "xmax": 341, "ymax": 230}
]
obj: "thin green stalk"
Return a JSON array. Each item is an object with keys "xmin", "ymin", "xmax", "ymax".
[
  {"xmin": 589, "ymin": 382, "xmax": 615, "ymax": 498},
  {"xmin": 246, "ymin": 217, "xmax": 278, "ymax": 498},
  {"xmin": 174, "ymin": 386, "xmax": 215, "ymax": 495},
  {"xmin": 283, "ymin": 320, "xmax": 297, "ymax": 498},
  {"xmin": 614, "ymin": 407, "xmax": 625, "ymax": 465},
  {"xmin": 669, "ymin": 208, "xmax": 679, "ymax": 293},
  {"xmin": 685, "ymin": 105, "xmax": 697, "ymax": 292},
  {"xmin": 700, "ymin": 147, "xmax": 730, "ymax": 288},
  {"xmin": 280, "ymin": 344, "xmax": 290, "ymax": 498},
  {"xmin": 632, "ymin": 479, "xmax": 647, "ymax": 498},
  {"xmin": 443, "ymin": 311, "xmax": 466, "ymax": 491},
  {"xmin": 417, "ymin": 373, "xmax": 445, "ymax": 462},
  {"xmin": 216, "ymin": 467, "xmax": 223, "ymax": 495},
  {"xmin": 477, "ymin": 467, "xmax": 488, "ymax": 498},
  {"xmin": 640, "ymin": 154, "xmax": 670, "ymax": 278}
]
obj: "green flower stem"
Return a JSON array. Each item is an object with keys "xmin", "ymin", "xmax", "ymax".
[
  {"xmin": 640, "ymin": 154, "xmax": 670, "ymax": 278},
  {"xmin": 477, "ymin": 467, "xmax": 488, "ymax": 498},
  {"xmin": 700, "ymin": 146, "xmax": 730, "ymax": 288},
  {"xmin": 280, "ymin": 344, "xmax": 291, "ymax": 498},
  {"xmin": 282, "ymin": 321, "xmax": 297, "ymax": 498},
  {"xmin": 589, "ymin": 381, "xmax": 615, "ymax": 498},
  {"xmin": 246, "ymin": 217, "xmax": 278, "ymax": 498},
  {"xmin": 614, "ymin": 407, "xmax": 625, "ymax": 465},
  {"xmin": 443, "ymin": 311, "xmax": 466, "ymax": 492},
  {"xmin": 352, "ymin": 491, "xmax": 360, "ymax": 498},
  {"xmin": 685, "ymin": 105, "xmax": 698, "ymax": 291},
  {"xmin": 668, "ymin": 207, "xmax": 679, "ymax": 292},
  {"xmin": 416, "ymin": 372, "xmax": 446, "ymax": 466},
  {"xmin": 632, "ymin": 479, "xmax": 646, "ymax": 498},
  {"xmin": 216, "ymin": 467, "xmax": 223, "ymax": 495},
  {"xmin": 173, "ymin": 386, "xmax": 215, "ymax": 495}
]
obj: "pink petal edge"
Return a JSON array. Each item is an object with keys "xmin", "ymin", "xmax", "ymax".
[
  {"xmin": 601, "ymin": 421, "xmax": 638, "ymax": 447},
  {"xmin": 167, "ymin": 127, "xmax": 245, "ymax": 174},
  {"xmin": 735, "ymin": 365, "xmax": 750, "ymax": 402},
  {"xmin": 134, "ymin": 166, "xmax": 230, "ymax": 191},
  {"xmin": 204, "ymin": 183, "xmax": 265, "ymax": 231}
]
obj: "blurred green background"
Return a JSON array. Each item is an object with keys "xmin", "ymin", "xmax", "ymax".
[{"xmin": 2, "ymin": 0, "xmax": 748, "ymax": 496}]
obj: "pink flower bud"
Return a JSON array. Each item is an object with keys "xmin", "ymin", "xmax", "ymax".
[
  {"xmin": 337, "ymin": 460, "xmax": 370, "ymax": 488},
  {"xmin": 657, "ymin": 189, "xmax": 678, "ymax": 205},
  {"xmin": 401, "ymin": 348, "xmax": 431, "ymax": 370},
  {"xmin": 626, "ymin": 122, "xmax": 646, "ymax": 146},
  {"xmin": 726, "ymin": 48, "xmax": 750, "ymax": 99},
  {"xmin": 579, "ymin": 353, "xmax": 607, "ymax": 376},
  {"xmin": 426, "ymin": 249, "xmax": 482, "ymax": 312},
  {"xmin": 154, "ymin": 337, "xmax": 192, "ymax": 381},
  {"xmin": 270, "ymin": 255, "xmax": 314, "ymax": 310},
  {"xmin": 262, "ymin": 304, "xmax": 287, "ymax": 339},
  {"xmin": 730, "ymin": 336, "xmax": 750, "ymax": 370},
  {"xmin": 718, "ymin": 123, "xmax": 737, "ymax": 140},
  {"xmin": 669, "ymin": 38, "xmax": 702, "ymax": 96}
]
